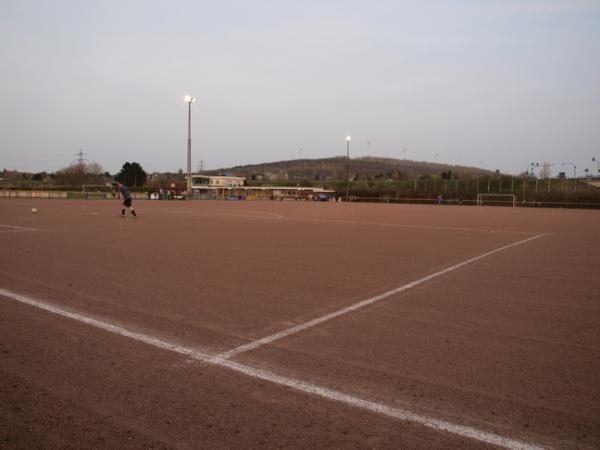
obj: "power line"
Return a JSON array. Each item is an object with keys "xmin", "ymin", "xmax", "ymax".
[{"xmin": 74, "ymin": 149, "xmax": 88, "ymax": 165}]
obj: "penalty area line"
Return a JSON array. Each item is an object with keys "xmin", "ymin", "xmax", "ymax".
[
  {"xmin": 0, "ymin": 287, "xmax": 545, "ymax": 450},
  {"xmin": 219, "ymin": 234, "xmax": 544, "ymax": 360},
  {"xmin": 291, "ymin": 217, "xmax": 534, "ymax": 235},
  {"xmin": 0, "ymin": 224, "xmax": 39, "ymax": 232}
]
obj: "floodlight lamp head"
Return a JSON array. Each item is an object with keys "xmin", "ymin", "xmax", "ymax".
[
  {"xmin": 184, "ymin": 95, "xmax": 195, "ymax": 103},
  {"xmin": 346, "ymin": 136, "xmax": 352, "ymax": 142}
]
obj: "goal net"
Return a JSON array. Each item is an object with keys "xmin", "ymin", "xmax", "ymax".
[
  {"xmin": 476, "ymin": 193, "xmax": 516, "ymax": 207},
  {"xmin": 81, "ymin": 184, "xmax": 114, "ymax": 199}
]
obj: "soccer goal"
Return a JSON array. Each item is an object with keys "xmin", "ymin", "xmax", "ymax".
[
  {"xmin": 82, "ymin": 184, "xmax": 114, "ymax": 199},
  {"xmin": 476, "ymin": 193, "xmax": 517, "ymax": 207}
]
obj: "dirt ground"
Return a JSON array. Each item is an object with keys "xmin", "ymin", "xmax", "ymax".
[{"xmin": 1, "ymin": 199, "xmax": 599, "ymax": 449}]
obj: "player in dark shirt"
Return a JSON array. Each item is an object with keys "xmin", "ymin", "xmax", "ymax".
[{"xmin": 115, "ymin": 182, "xmax": 137, "ymax": 217}]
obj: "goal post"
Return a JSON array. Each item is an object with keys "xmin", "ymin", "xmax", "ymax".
[
  {"xmin": 82, "ymin": 184, "xmax": 113, "ymax": 192},
  {"xmin": 476, "ymin": 193, "xmax": 516, "ymax": 207},
  {"xmin": 81, "ymin": 184, "xmax": 114, "ymax": 199}
]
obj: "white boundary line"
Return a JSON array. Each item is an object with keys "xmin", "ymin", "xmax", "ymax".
[
  {"xmin": 149, "ymin": 209, "xmax": 285, "ymax": 220},
  {"xmin": 0, "ymin": 287, "xmax": 545, "ymax": 450},
  {"xmin": 218, "ymin": 234, "xmax": 544, "ymax": 360},
  {"xmin": 140, "ymin": 209, "xmax": 531, "ymax": 234},
  {"xmin": 0, "ymin": 224, "xmax": 39, "ymax": 232},
  {"xmin": 288, "ymin": 217, "xmax": 534, "ymax": 235}
]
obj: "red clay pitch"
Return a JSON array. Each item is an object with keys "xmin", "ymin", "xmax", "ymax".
[{"xmin": 1, "ymin": 199, "xmax": 599, "ymax": 449}]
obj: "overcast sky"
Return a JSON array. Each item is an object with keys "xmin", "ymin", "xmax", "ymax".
[{"xmin": 1, "ymin": 0, "xmax": 599, "ymax": 176}]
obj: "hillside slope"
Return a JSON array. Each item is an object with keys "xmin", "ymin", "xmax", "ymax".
[{"xmin": 207, "ymin": 156, "xmax": 493, "ymax": 181}]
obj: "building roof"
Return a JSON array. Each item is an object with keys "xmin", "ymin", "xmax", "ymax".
[{"xmin": 194, "ymin": 185, "xmax": 335, "ymax": 193}]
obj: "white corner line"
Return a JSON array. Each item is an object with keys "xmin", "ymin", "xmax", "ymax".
[
  {"xmin": 0, "ymin": 287, "xmax": 546, "ymax": 450},
  {"xmin": 218, "ymin": 234, "xmax": 544, "ymax": 360}
]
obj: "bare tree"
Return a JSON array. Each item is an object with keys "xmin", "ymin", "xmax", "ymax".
[
  {"xmin": 86, "ymin": 162, "xmax": 105, "ymax": 184},
  {"xmin": 55, "ymin": 163, "xmax": 87, "ymax": 186},
  {"xmin": 55, "ymin": 161, "xmax": 106, "ymax": 186}
]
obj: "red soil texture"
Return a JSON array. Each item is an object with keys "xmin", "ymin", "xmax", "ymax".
[{"xmin": 1, "ymin": 199, "xmax": 599, "ymax": 449}]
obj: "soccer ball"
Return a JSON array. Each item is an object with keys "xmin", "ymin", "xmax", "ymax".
[{"xmin": 31, "ymin": 208, "xmax": 38, "ymax": 214}]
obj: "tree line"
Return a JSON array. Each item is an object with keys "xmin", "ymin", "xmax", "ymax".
[{"xmin": 3, "ymin": 162, "xmax": 148, "ymax": 189}]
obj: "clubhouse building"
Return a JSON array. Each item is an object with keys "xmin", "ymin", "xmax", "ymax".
[{"xmin": 190, "ymin": 175, "xmax": 335, "ymax": 201}]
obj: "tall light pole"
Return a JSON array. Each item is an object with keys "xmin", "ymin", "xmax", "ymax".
[
  {"xmin": 345, "ymin": 136, "xmax": 351, "ymax": 201},
  {"xmin": 184, "ymin": 95, "xmax": 195, "ymax": 196},
  {"xmin": 522, "ymin": 162, "xmax": 537, "ymax": 202},
  {"xmin": 562, "ymin": 162, "xmax": 576, "ymax": 179},
  {"xmin": 522, "ymin": 167, "xmax": 527, "ymax": 203}
]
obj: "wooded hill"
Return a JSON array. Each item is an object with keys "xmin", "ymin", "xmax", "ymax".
[{"xmin": 207, "ymin": 156, "xmax": 493, "ymax": 182}]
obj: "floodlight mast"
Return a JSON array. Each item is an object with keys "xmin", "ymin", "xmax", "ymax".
[
  {"xmin": 562, "ymin": 162, "xmax": 576, "ymax": 179},
  {"xmin": 185, "ymin": 96, "xmax": 195, "ymax": 196},
  {"xmin": 345, "ymin": 136, "xmax": 351, "ymax": 201}
]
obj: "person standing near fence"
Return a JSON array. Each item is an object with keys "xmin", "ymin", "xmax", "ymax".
[{"xmin": 114, "ymin": 181, "xmax": 137, "ymax": 218}]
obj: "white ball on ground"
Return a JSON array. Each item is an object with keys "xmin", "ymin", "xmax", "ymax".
[{"xmin": 31, "ymin": 208, "xmax": 37, "ymax": 213}]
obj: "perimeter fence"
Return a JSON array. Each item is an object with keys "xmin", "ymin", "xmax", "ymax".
[
  {"xmin": 2, "ymin": 176, "xmax": 600, "ymax": 208},
  {"xmin": 0, "ymin": 190, "xmax": 149, "ymax": 200},
  {"xmin": 345, "ymin": 176, "xmax": 600, "ymax": 208}
]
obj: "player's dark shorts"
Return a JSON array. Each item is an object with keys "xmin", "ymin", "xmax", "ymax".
[{"xmin": 123, "ymin": 198, "xmax": 132, "ymax": 207}]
